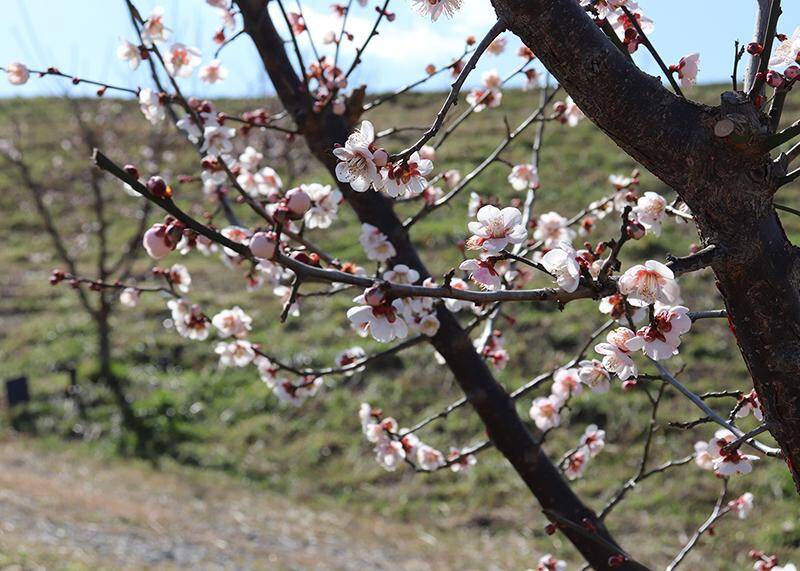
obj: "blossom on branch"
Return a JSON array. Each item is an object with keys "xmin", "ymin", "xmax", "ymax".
[
  {"xmin": 467, "ymin": 205, "xmax": 527, "ymax": 255},
  {"xmin": 618, "ymin": 260, "xmax": 680, "ymax": 307},
  {"xmin": 410, "ymin": 0, "xmax": 462, "ymax": 21}
]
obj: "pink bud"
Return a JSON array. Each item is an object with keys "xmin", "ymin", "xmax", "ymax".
[
  {"xmin": 249, "ymin": 231, "xmax": 277, "ymax": 260},
  {"xmin": 766, "ymin": 70, "xmax": 784, "ymax": 88},
  {"xmin": 364, "ymin": 285, "xmax": 386, "ymax": 307},
  {"xmin": 785, "ymin": 65, "xmax": 800, "ymax": 81},
  {"xmin": 372, "ymin": 149, "xmax": 389, "ymax": 167},
  {"xmin": 143, "ymin": 225, "xmax": 173, "ymax": 259},
  {"xmin": 626, "ymin": 222, "xmax": 646, "ymax": 240},
  {"xmin": 285, "ymin": 187, "xmax": 311, "ymax": 217}
]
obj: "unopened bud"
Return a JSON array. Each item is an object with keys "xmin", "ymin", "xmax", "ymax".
[
  {"xmin": 123, "ymin": 164, "xmax": 140, "ymax": 179},
  {"xmin": 626, "ymin": 221, "xmax": 646, "ymax": 240},
  {"xmin": 249, "ymin": 231, "xmax": 277, "ymax": 260},
  {"xmin": 147, "ymin": 176, "xmax": 172, "ymax": 199},
  {"xmin": 285, "ymin": 187, "xmax": 311, "ymax": 218},
  {"xmin": 746, "ymin": 42, "xmax": 764, "ymax": 55}
]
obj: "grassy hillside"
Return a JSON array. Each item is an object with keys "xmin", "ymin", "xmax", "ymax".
[{"xmin": 1, "ymin": 86, "xmax": 800, "ymax": 568}]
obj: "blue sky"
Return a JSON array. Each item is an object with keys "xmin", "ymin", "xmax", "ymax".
[{"xmin": 1, "ymin": 0, "xmax": 799, "ymax": 99}]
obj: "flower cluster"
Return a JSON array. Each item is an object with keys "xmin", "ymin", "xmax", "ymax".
[
  {"xmin": 334, "ymin": 121, "xmax": 433, "ymax": 199},
  {"xmin": 694, "ymin": 429, "xmax": 759, "ymax": 476}
]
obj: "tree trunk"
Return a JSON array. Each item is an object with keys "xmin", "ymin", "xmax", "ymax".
[{"xmin": 236, "ymin": 2, "xmax": 649, "ymax": 567}]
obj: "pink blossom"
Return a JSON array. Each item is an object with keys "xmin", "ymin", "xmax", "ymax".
[
  {"xmin": 636, "ymin": 305, "xmax": 692, "ymax": 360},
  {"xmin": 448, "ymin": 447, "xmax": 478, "ymax": 473},
  {"xmin": 212, "ymin": 306, "xmax": 252, "ymax": 338},
  {"xmin": 359, "ymin": 223, "xmax": 396, "ymax": 262},
  {"xmin": 116, "ymin": 40, "xmax": 141, "ymax": 70},
  {"xmin": 632, "ymin": 191, "xmax": 667, "ymax": 236},
  {"xmin": 564, "ymin": 447, "xmax": 589, "ymax": 480},
  {"xmin": 165, "ymin": 43, "xmax": 201, "ymax": 78},
  {"xmin": 215, "ymin": 339, "xmax": 255, "ymax": 367},
  {"xmin": 199, "ymin": 59, "xmax": 228, "ymax": 84},
  {"xmin": 467, "ymin": 205, "xmax": 527, "ymax": 254},
  {"xmin": 416, "ymin": 444, "xmax": 446, "ymax": 471},
  {"xmin": 552, "ymin": 367, "xmax": 583, "ymax": 399},
  {"xmin": 770, "ymin": 27, "xmax": 800, "ymax": 67},
  {"xmin": 534, "ymin": 211, "xmax": 575, "ymax": 248},
  {"xmin": 119, "ymin": 287, "xmax": 140, "ymax": 308},
  {"xmin": 410, "ymin": 0, "xmax": 463, "ymax": 21},
  {"xmin": 536, "ymin": 554, "xmax": 567, "ymax": 571},
  {"xmin": 618, "ymin": 260, "xmax": 680, "ymax": 307},
  {"xmin": 594, "ymin": 327, "xmax": 644, "ymax": 380},
  {"xmin": 580, "ymin": 424, "xmax": 606, "ymax": 457},
  {"xmin": 541, "ymin": 242, "xmax": 581, "ymax": 293},
  {"xmin": 728, "ymin": 492, "xmax": 754, "ymax": 519},
  {"xmin": 529, "ymin": 395, "xmax": 563, "ymax": 431},
  {"xmin": 142, "ymin": 7, "xmax": 170, "ymax": 45},
  {"xmin": 347, "ymin": 292, "xmax": 408, "ymax": 343},
  {"xmin": 381, "ymin": 152, "xmax": 433, "ymax": 198},
  {"xmin": 459, "ymin": 258, "xmax": 502, "ymax": 291},
  {"xmin": 333, "ymin": 121, "xmax": 383, "ymax": 192},
  {"xmin": 508, "ymin": 163, "xmax": 539, "ymax": 191},
  {"xmin": 675, "ymin": 53, "xmax": 700, "ymax": 88},
  {"xmin": 6, "ymin": 62, "xmax": 29, "ymax": 85},
  {"xmin": 578, "ymin": 359, "xmax": 612, "ymax": 393}
]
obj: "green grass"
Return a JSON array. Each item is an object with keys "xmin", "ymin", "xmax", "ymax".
[{"xmin": 1, "ymin": 86, "xmax": 800, "ymax": 568}]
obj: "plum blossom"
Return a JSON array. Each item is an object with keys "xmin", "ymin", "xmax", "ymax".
[
  {"xmin": 541, "ymin": 241, "xmax": 581, "ymax": 293},
  {"xmin": 459, "ymin": 258, "xmax": 502, "ymax": 291},
  {"xmin": 335, "ymin": 346, "xmax": 366, "ymax": 376},
  {"xmin": 5, "ymin": 62, "xmax": 29, "ymax": 85},
  {"xmin": 303, "ymin": 183, "xmax": 342, "ymax": 229},
  {"xmin": 636, "ymin": 305, "xmax": 691, "ymax": 360},
  {"xmin": 467, "ymin": 205, "xmax": 527, "ymax": 255},
  {"xmin": 396, "ymin": 295, "xmax": 440, "ymax": 337},
  {"xmin": 508, "ymin": 163, "xmax": 539, "ymax": 191},
  {"xmin": 714, "ymin": 449, "xmax": 759, "ymax": 476},
  {"xmin": 381, "ymin": 152, "xmax": 433, "ymax": 198},
  {"xmin": 220, "ymin": 226, "xmax": 252, "ymax": 257},
  {"xmin": 359, "ymin": 223, "xmax": 396, "ymax": 262},
  {"xmin": 580, "ymin": 424, "xmax": 606, "ymax": 457},
  {"xmin": 334, "ymin": 121, "xmax": 383, "ymax": 192},
  {"xmin": 529, "ymin": 394, "xmax": 563, "ymax": 431},
  {"xmin": 139, "ymin": 88, "xmax": 165, "ymax": 124},
  {"xmin": 416, "ymin": 444, "xmax": 446, "ymax": 471},
  {"xmin": 116, "ymin": 39, "xmax": 141, "ymax": 70},
  {"xmin": 556, "ymin": 96, "xmax": 584, "ymax": 127},
  {"xmin": 168, "ymin": 263, "xmax": 192, "ymax": 293},
  {"xmin": 384, "ymin": 264, "xmax": 420, "ymax": 285},
  {"xmin": 448, "ymin": 448, "xmax": 478, "ymax": 473},
  {"xmin": 694, "ymin": 429, "xmax": 758, "ymax": 476},
  {"xmin": 215, "ymin": 339, "xmax": 255, "ymax": 367},
  {"xmin": 479, "ymin": 329, "xmax": 509, "ymax": 369},
  {"xmin": 199, "ymin": 59, "xmax": 228, "ymax": 84},
  {"xmin": 238, "ymin": 146, "xmax": 263, "ymax": 170},
  {"xmin": 142, "ymin": 7, "xmax": 170, "ymax": 45},
  {"xmin": 410, "ymin": 0, "xmax": 462, "ymax": 21},
  {"xmin": 578, "ymin": 359, "xmax": 612, "ymax": 393},
  {"xmin": 536, "ymin": 554, "xmax": 567, "ymax": 571},
  {"xmin": 728, "ymin": 492, "xmax": 754, "ymax": 519},
  {"xmin": 673, "ymin": 53, "xmax": 700, "ymax": 88},
  {"xmin": 594, "ymin": 327, "xmax": 644, "ymax": 380},
  {"xmin": 200, "ymin": 124, "xmax": 237, "ymax": 156},
  {"xmin": 736, "ymin": 390, "xmax": 764, "ymax": 422},
  {"xmin": 632, "ymin": 191, "xmax": 667, "ymax": 236},
  {"xmin": 533, "ymin": 211, "xmax": 575, "ymax": 248},
  {"xmin": 347, "ymin": 290, "xmax": 408, "ymax": 343},
  {"xmin": 165, "ymin": 43, "xmax": 201, "ymax": 78},
  {"xmin": 552, "ymin": 367, "xmax": 583, "ymax": 399},
  {"xmin": 466, "ymin": 86, "xmax": 503, "ymax": 112},
  {"xmin": 581, "ymin": 0, "xmax": 637, "ymax": 20},
  {"xmin": 487, "ymin": 36, "xmax": 507, "ymax": 55},
  {"xmin": 771, "ymin": 27, "xmax": 800, "ymax": 67},
  {"xmin": 598, "ymin": 293, "xmax": 647, "ymax": 325},
  {"xmin": 442, "ymin": 277, "xmax": 472, "ymax": 312},
  {"xmin": 212, "ymin": 306, "xmax": 252, "ymax": 338},
  {"xmin": 564, "ymin": 448, "xmax": 589, "ymax": 480},
  {"xmin": 167, "ymin": 299, "xmax": 210, "ymax": 340},
  {"xmin": 119, "ymin": 287, "xmax": 140, "ymax": 308},
  {"xmin": 618, "ymin": 260, "xmax": 680, "ymax": 307}
]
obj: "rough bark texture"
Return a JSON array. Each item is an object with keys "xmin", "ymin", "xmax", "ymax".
[
  {"xmin": 490, "ymin": 0, "xmax": 800, "ymax": 487},
  {"xmin": 236, "ymin": 1, "xmax": 647, "ymax": 568}
]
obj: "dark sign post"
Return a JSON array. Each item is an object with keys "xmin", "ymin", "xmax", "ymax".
[{"xmin": 6, "ymin": 376, "xmax": 30, "ymax": 408}]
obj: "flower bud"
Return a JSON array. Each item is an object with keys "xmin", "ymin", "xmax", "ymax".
[
  {"xmin": 746, "ymin": 42, "xmax": 763, "ymax": 55},
  {"xmin": 123, "ymin": 164, "xmax": 140, "ymax": 179},
  {"xmin": 249, "ymin": 231, "xmax": 277, "ymax": 260},
  {"xmin": 372, "ymin": 148, "xmax": 389, "ymax": 168},
  {"xmin": 49, "ymin": 269, "xmax": 66, "ymax": 285},
  {"xmin": 285, "ymin": 187, "xmax": 311, "ymax": 218},
  {"xmin": 766, "ymin": 70, "xmax": 785, "ymax": 88},
  {"xmin": 626, "ymin": 221, "xmax": 646, "ymax": 240},
  {"xmin": 143, "ymin": 224, "xmax": 173, "ymax": 259},
  {"xmin": 786, "ymin": 65, "xmax": 800, "ymax": 81},
  {"xmin": 364, "ymin": 284, "xmax": 386, "ymax": 307},
  {"xmin": 147, "ymin": 176, "xmax": 172, "ymax": 199}
]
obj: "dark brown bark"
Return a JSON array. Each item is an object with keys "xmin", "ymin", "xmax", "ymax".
[
  {"xmin": 236, "ymin": 1, "xmax": 647, "ymax": 568},
  {"xmin": 491, "ymin": 0, "xmax": 800, "ymax": 487}
]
